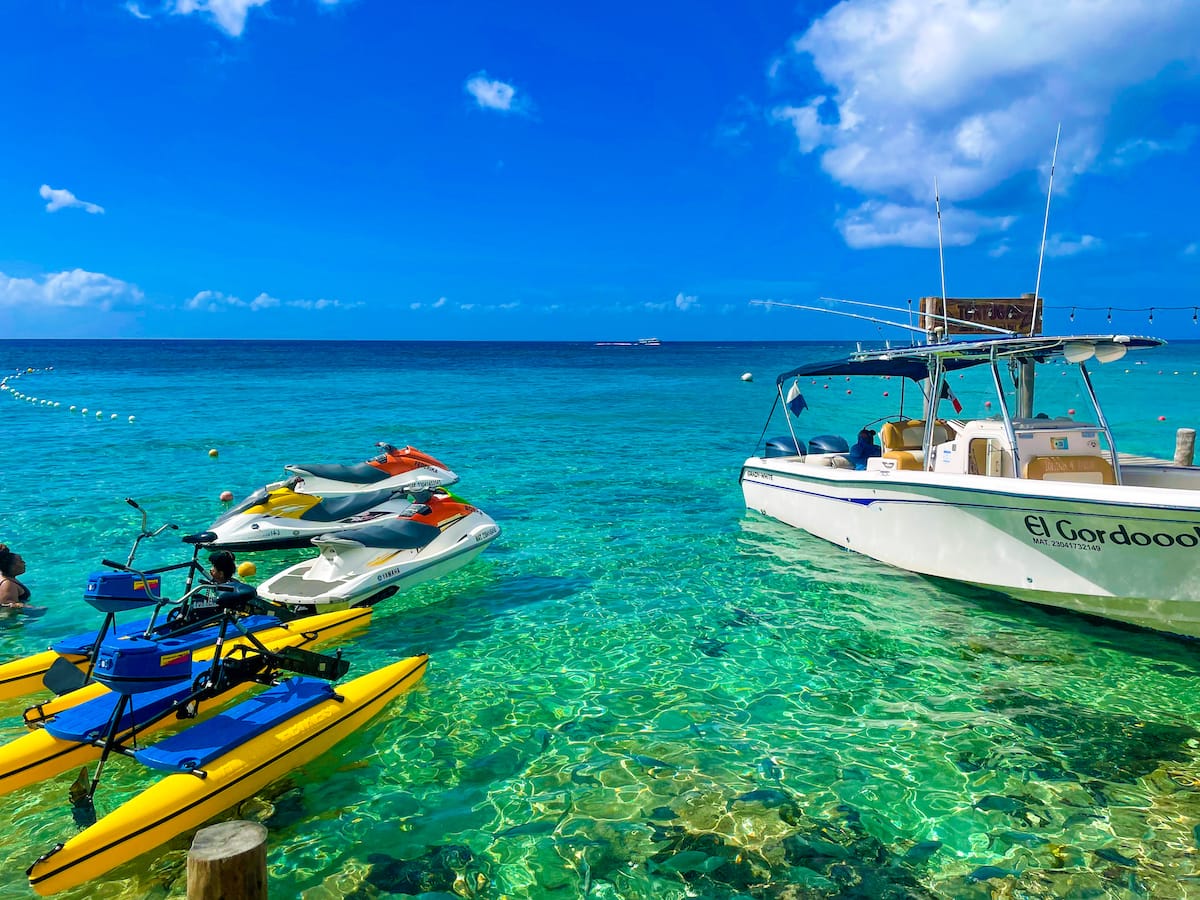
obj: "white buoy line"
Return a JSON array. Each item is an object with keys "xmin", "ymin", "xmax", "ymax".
[{"xmin": 2, "ymin": 367, "xmax": 137, "ymax": 423}]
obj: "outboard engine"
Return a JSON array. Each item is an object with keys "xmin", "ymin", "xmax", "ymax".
[
  {"xmin": 808, "ymin": 434, "xmax": 850, "ymax": 455},
  {"xmin": 765, "ymin": 436, "xmax": 805, "ymax": 458},
  {"xmin": 91, "ymin": 635, "xmax": 193, "ymax": 694},
  {"xmin": 83, "ymin": 572, "xmax": 163, "ymax": 613}
]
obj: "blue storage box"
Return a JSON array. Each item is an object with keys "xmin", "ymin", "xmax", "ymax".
[
  {"xmin": 92, "ymin": 636, "xmax": 193, "ymax": 694},
  {"xmin": 84, "ymin": 571, "xmax": 163, "ymax": 612}
]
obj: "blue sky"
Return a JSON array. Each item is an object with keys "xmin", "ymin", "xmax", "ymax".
[{"xmin": 1, "ymin": 0, "xmax": 1197, "ymax": 341}]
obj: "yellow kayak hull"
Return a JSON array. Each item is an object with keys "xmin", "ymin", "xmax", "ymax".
[
  {"xmin": 0, "ymin": 607, "xmax": 372, "ymax": 798},
  {"xmin": 22, "ymin": 609, "xmax": 371, "ymax": 727},
  {"xmin": 27, "ymin": 653, "xmax": 428, "ymax": 896},
  {"xmin": 0, "ymin": 652, "xmax": 87, "ymax": 703}
]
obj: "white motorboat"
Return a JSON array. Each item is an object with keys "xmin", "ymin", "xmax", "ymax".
[
  {"xmin": 256, "ymin": 489, "xmax": 500, "ymax": 614},
  {"xmin": 740, "ymin": 330, "xmax": 1200, "ymax": 640},
  {"xmin": 286, "ymin": 443, "xmax": 458, "ymax": 495}
]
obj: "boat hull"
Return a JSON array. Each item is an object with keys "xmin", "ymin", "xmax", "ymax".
[
  {"xmin": 0, "ymin": 608, "xmax": 371, "ymax": 797},
  {"xmin": 26, "ymin": 654, "xmax": 428, "ymax": 896},
  {"xmin": 741, "ymin": 457, "xmax": 1200, "ymax": 638}
]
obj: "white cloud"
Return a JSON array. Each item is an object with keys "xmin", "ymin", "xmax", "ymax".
[
  {"xmin": 838, "ymin": 201, "xmax": 1015, "ymax": 249},
  {"xmin": 125, "ymin": 2, "xmax": 151, "ymax": 20},
  {"xmin": 186, "ymin": 289, "xmax": 240, "ymax": 311},
  {"xmin": 774, "ymin": 0, "xmax": 1200, "ymax": 247},
  {"xmin": 675, "ymin": 292, "xmax": 698, "ymax": 311},
  {"xmin": 1044, "ymin": 233, "xmax": 1103, "ymax": 257},
  {"xmin": 1184, "ymin": 242, "xmax": 1198, "ymax": 257},
  {"xmin": 772, "ymin": 98, "xmax": 828, "ymax": 153},
  {"xmin": 0, "ymin": 269, "xmax": 142, "ymax": 309},
  {"xmin": 1107, "ymin": 128, "xmax": 1196, "ymax": 168},
  {"xmin": 465, "ymin": 72, "xmax": 530, "ymax": 114},
  {"xmin": 187, "ymin": 289, "xmax": 357, "ymax": 311},
  {"xmin": 410, "ymin": 296, "xmax": 449, "ymax": 310},
  {"xmin": 40, "ymin": 184, "xmax": 104, "ymax": 214},
  {"xmin": 171, "ymin": 0, "xmax": 269, "ymax": 37}
]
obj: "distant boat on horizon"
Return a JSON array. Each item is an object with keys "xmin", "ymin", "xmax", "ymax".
[{"xmin": 594, "ymin": 337, "xmax": 662, "ymax": 347}]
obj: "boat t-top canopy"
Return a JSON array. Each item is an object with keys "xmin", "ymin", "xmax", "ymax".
[{"xmin": 775, "ymin": 334, "xmax": 1165, "ymax": 385}]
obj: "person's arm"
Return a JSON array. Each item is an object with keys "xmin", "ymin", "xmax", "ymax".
[{"xmin": 0, "ymin": 580, "xmax": 19, "ymax": 606}]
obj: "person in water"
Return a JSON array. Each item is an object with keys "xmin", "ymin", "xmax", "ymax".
[
  {"xmin": 0, "ymin": 544, "xmax": 31, "ymax": 609},
  {"xmin": 848, "ymin": 428, "xmax": 882, "ymax": 470}
]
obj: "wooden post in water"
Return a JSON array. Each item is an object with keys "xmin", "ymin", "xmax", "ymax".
[
  {"xmin": 1175, "ymin": 428, "xmax": 1196, "ymax": 467},
  {"xmin": 187, "ymin": 820, "xmax": 268, "ymax": 899}
]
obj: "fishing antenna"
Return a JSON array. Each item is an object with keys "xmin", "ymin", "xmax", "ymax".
[
  {"xmin": 1030, "ymin": 124, "xmax": 1061, "ymax": 336},
  {"xmin": 935, "ymin": 177, "xmax": 949, "ymax": 343}
]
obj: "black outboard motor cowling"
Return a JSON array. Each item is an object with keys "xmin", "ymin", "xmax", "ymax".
[
  {"xmin": 808, "ymin": 434, "xmax": 849, "ymax": 455},
  {"xmin": 765, "ymin": 436, "xmax": 805, "ymax": 458}
]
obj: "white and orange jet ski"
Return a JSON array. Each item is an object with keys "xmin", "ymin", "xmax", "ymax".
[
  {"xmin": 256, "ymin": 489, "xmax": 500, "ymax": 613},
  {"xmin": 287, "ymin": 443, "xmax": 457, "ymax": 496}
]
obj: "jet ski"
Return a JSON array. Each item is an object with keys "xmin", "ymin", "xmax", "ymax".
[
  {"xmin": 257, "ymin": 489, "xmax": 501, "ymax": 614},
  {"xmin": 286, "ymin": 442, "xmax": 458, "ymax": 495},
  {"xmin": 206, "ymin": 478, "xmax": 424, "ymax": 551}
]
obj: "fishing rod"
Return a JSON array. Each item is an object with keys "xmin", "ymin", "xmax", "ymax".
[
  {"xmin": 812, "ymin": 297, "xmax": 1017, "ymax": 336},
  {"xmin": 751, "ymin": 300, "xmax": 929, "ymax": 335},
  {"xmin": 1030, "ymin": 124, "xmax": 1061, "ymax": 336},
  {"xmin": 935, "ymin": 176, "xmax": 949, "ymax": 340}
]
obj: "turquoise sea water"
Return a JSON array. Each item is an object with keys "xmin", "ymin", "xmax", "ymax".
[{"xmin": 2, "ymin": 338, "xmax": 1200, "ymax": 899}]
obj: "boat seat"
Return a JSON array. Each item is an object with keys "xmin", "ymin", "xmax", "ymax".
[
  {"xmin": 882, "ymin": 450, "xmax": 924, "ymax": 471},
  {"xmin": 880, "ymin": 419, "xmax": 952, "ymax": 453},
  {"xmin": 804, "ymin": 454, "xmax": 852, "ymax": 468},
  {"xmin": 1023, "ymin": 455, "xmax": 1115, "ymax": 485},
  {"xmin": 879, "ymin": 420, "xmax": 951, "ymax": 472}
]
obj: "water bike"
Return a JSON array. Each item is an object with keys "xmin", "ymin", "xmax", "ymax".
[
  {"xmin": 20, "ymin": 589, "xmax": 420, "ymax": 895},
  {"xmin": 0, "ymin": 499, "xmax": 304, "ymax": 703},
  {"xmin": 286, "ymin": 442, "xmax": 458, "ymax": 495},
  {"xmin": 0, "ymin": 606, "xmax": 371, "ymax": 797},
  {"xmin": 257, "ymin": 488, "xmax": 501, "ymax": 614},
  {"xmin": 205, "ymin": 477, "xmax": 427, "ymax": 551}
]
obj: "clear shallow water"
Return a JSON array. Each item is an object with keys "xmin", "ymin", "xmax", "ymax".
[{"xmin": 2, "ymin": 339, "xmax": 1200, "ymax": 899}]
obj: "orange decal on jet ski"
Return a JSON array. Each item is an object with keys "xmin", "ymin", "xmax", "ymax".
[{"xmin": 372, "ymin": 445, "xmax": 451, "ymax": 474}]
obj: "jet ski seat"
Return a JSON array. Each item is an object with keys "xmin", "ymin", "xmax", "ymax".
[
  {"xmin": 306, "ymin": 488, "xmax": 402, "ymax": 522},
  {"xmin": 316, "ymin": 518, "xmax": 442, "ymax": 551},
  {"xmin": 292, "ymin": 461, "xmax": 390, "ymax": 485}
]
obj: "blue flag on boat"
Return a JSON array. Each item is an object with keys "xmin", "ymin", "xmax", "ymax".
[{"xmin": 785, "ymin": 380, "xmax": 808, "ymax": 416}]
